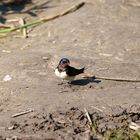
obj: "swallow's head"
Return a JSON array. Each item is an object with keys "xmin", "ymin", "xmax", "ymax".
[{"xmin": 59, "ymin": 58, "xmax": 70, "ymax": 68}]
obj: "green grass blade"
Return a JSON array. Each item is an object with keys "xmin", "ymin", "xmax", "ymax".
[{"xmin": 0, "ymin": 19, "xmax": 44, "ymax": 34}]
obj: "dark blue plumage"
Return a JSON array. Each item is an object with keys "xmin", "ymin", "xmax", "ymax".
[{"xmin": 55, "ymin": 58, "xmax": 85, "ymax": 82}]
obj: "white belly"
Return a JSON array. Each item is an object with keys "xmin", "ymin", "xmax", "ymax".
[
  {"xmin": 55, "ymin": 69, "xmax": 75, "ymax": 81},
  {"xmin": 55, "ymin": 69, "xmax": 67, "ymax": 79}
]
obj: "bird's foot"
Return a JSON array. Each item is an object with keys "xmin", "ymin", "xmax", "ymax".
[
  {"xmin": 67, "ymin": 81, "xmax": 72, "ymax": 84},
  {"xmin": 57, "ymin": 79, "xmax": 63, "ymax": 85},
  {"xmin": 58, "ymin": 82, "xmax": 64, "ymax": 85}
]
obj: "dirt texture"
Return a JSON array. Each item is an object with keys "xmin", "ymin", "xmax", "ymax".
[
  {"xmin": 0, "ymin": 0, "xmax": 140, "ymax": 139},
  {"xmin": 0, "ymin": 105, "xmax": 140, "ymax": 139}
]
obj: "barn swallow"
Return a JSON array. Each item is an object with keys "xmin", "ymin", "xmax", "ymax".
[{"xmin": 55, "ymin": 58, "xmax": 85, "ymax": 83}]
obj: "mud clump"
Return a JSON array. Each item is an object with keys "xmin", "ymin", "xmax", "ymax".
[{"xmin": 2, "ymin": 105, "xmax": 140, "ymax": 140}]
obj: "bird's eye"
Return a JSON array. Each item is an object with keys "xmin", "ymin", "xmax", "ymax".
[{"xmin": 63, "ymin": 61, "xmax": 67, "ymax": 64}]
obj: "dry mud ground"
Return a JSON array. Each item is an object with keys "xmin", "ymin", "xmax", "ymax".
[{"xmin": 0, "ymin": 0, "xmax": 140, "ymax": 139}]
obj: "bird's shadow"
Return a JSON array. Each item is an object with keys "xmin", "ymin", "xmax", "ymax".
[
  {"xmin": 71, "ymin": 77, "xmax": 101, "ymax": 86},
  {"xmin": 0, "ymin": 0, "xmax": 54, "ymax": 23}
]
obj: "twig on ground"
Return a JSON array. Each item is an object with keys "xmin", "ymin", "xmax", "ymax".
[
  {"xmin": 84, "ymin": 108, "xmax": 92, "ymax": 127},
  {"xmin": 0, "ymin": 2, "xmax": 85, "ymax": 34},
  {"xmin": 129, "ymin": 122, "xmax": 140, "ymax": 131},
  {"xmin": 84, "ymin": 108, "xmax": 97, "ymax": 134},
  {"xmin": 19, "ymin": 18, "xmax": 27, "ymax": 38},
  {"xmin": 12, "ymin": 109, "xmax": 34, "ymax": 118},
  {"xmin": 0, "ymin": 23, "xmax": 12, "ymax": 29},
  {"xmin": 82, "ymin": 75, "xmax": 140, "ymax": 82},
  {"xmin": 7, "ymin": 19, "xmax": 19, "ymax": 22},
  {"xmin": 92, "ymin": 106, "xmax": 103, "ymax": 112}
]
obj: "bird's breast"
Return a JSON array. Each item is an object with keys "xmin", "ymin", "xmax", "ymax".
[
  {"xmin": 55, "ymin": 68, "xmax": 75, "ymax": 80},
  {"xmin": 55, "ymin": 68, "xmax": 67, "ymax": 79}
]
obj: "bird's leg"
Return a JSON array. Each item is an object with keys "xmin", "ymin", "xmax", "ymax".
[
  {"xmin": 62, "ymin": 79, "xmax": 64, "ymax": 84},
  {"xmin": 67, "ymin": 80, "xmax": 72, "ymax": 84},
  {"xmin": 58, "ymin": 79, "xmax": 65, "ymax": 85}
]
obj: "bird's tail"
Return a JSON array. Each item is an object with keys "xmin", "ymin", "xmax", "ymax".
[{"xmin": 79, "ymin": 67, "xmax": 85, "ymax": 74}]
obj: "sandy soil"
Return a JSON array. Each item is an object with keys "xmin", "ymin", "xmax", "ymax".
[{"xmin": 0, "ymin": 0, "xmax": 140, "ymax": 139}]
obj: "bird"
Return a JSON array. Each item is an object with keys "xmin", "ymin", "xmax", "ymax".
[{"xmin": 55, "ymin": 58, "xmax": 85, "ymax": 83}]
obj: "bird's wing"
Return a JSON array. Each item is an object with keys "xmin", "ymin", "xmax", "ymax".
[{"xmin": 66, "ymin": 66, "xmax": 84, "ymax": 76}]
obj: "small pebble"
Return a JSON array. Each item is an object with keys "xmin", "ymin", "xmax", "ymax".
[
  {"xmin": 3, "ymin": 75, "xmax": 12, "ymax": 81},
  {"xmin": 66, "ymin": 101, "xmax": 69, "ymax": 104}
]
